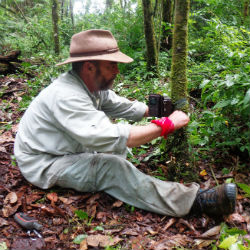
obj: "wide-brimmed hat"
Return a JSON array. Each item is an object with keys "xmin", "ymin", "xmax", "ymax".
[{"xmin": 56, "ymin": 29, "xmax": 133, "ymax": 66}]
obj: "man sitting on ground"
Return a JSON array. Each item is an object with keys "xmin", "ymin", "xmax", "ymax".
[{"xmin": 14, "ymin": 29, "xmax": 237, "ymax": 217}]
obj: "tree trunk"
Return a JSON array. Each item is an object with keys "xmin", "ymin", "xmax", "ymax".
[
  {"xmin": 69, "ymin": 0, "xmax": 75, "ymax": 31},
  {"xmin": 243, "ymin": 0, "xmax": 250, "ymax": 23},
  {"xmin": 161, "ymin": 0, "xmax": 173, "ymax": 50},
  {"xmin": 51, "ymin": 0, "xmax": 60, "ymax": 55},
  {"xmin": 168, "ymin": 0, "xmax": 194, "ymax": 180},
  {"xmin": 85, "ymin": 0, "xmax": 91, "ymax": 14},
  {"xmin": 105, "ymin": 0, "xmax": 113, "ymax": 12},
  {"xmin": 142, "ymin": 0, "xmax": 159, "ymax": 75},
  {"xmin": 60, "ymin": 0, "xmax": 65, "ymax": 20},
  {"xmin": 171, "ymin": 0, "xmax": 189, "ymax": 109},
  {"xmin": 0, "ymin": 51, "xmax": 22, "ymax": 75}
]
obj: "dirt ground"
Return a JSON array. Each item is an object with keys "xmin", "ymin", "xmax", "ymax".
[{"xmin": 0, "ymin": 76, "xmax": 249, "ymax": 250}]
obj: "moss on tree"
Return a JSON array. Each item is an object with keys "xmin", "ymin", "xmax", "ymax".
[
  {"xmin": 168, "ymin": 0, "xmax": 197, "ymax": 181},
  {"xmin": 142, "ymin": 0, "xmax": 159, "ymax": 75}
]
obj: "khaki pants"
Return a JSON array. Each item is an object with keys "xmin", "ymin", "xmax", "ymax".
[{"xmin": 50, "ymin": 152, "xmax": 199, "ymax": 217}]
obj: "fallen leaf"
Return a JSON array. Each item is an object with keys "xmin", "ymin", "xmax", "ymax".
[
  {"xmin": 108, "ymin": 219, "xmax": 120, "ymax": 226},
  {"xmin": 202, "ymin": 178, "xmax": 211, "ymax": 189},
  {"xmin": 151, "ymin": 234, "xmax": 192, "ymax": 250},
  {"xmin": 146, "ymin": 226, "xmax": 158, "ymax": 236},
  {"xmin": 11, "ymin": 237, "xmax": 45, "ymax": 250},
  {"xmin": 135, "ymin": 212, "xmax": 143, "ymax": 222},
  {"xmin": 121, "ymin": 228, "xmax": 139, "ymax": 236},
  {"xmin": 96, "ymin": 211, "xmax": 108, "ymax": 222},
  {"xmin": 86, "ymin": 193, "xmax": 100, "ymax": 205},
  {"xmin": 242, "ymin": 213, "xmax": 250, "ymax": 232},
  {"xmin": 26, "ymin": 194, "xmax": 43, "ymax": 204},
  {"xmin": 235, "ymin": 173, "xmax": 248, "ymax": 184},
  {"xmin": 59, "ymin": 232, "xmax": 68, "ymax": 241},
  {"xmin": 0, "ymin": 218, "xmax": 9, "ymax": 227},
  {"xmin": 4, "ymin": 192, "xmax": 17, "ymax": 204},
  {"xmin": 80, "ymin": 239, "xmax": 88, "ymax": 250},
  {"xmin": 59, "ymin": 196, "xmax": 75, "ymax": 205},
  {"xmin": 194, "ymin": 239, "xmax": 215, "ymax": 249},
  {"xmin": 0, "ymin": 131, "xmax": 14, "ymax": 143},
  {"xmin": 131, "ymin": 235, "xmax": 150, "ymax": 250},
  {"xmin": 200, "ymin": 169, "xmax": 207, "ymax": 176},
  {"xmin": 178, "ymin": 218, "xmax": 198, "ymax": 233},
  {"xmin": 2, "ymin": 203, "xmax": 20, "ymax": 217},
  {"xmin": 226, "ymin": 213, "xmax": 246, "ymax": 224},
  {"xmin": 163, "ymin": 218, "xmax": 176, "ymax": 231},
  {"xmin": 112, "ymin": 200, "xmax": 123, "ymax": 208},
  {"xmin": 201, "ymin": 225, "xmax": 221, "ymax": 237},
  {"xmin": 44, "ymin": 236, "xmax": 57, "ymax": 243},
  {"xmin": 0, "ymin": 146, "xmax": 7, "ymax": 153},
  {"xmin": 41, "ymin": 205, "xmax": 55, "ymax": 215},
  {"xmin": 87, "ymin": 234, "xmax": 122, "ymax": 248},
  {"xmin": 11, "ymin": 124, "xmax": 19, "ymax": 133},
  {"xmin": 53, "ymin": 218, "xmax": 66, "ymax": 225},
  {"xmin": 51, "ymin": 202, "xmax": 66, "ymax": 217},
  {"xmin": 200, "ymin": 216, "xmax": 210, "ymax": 228},
  {"xmin": 87, "ymin": 203, "xmax": 97, "ymax": 218},
  {"xmin": 47, "ymin": 192, "xmax": 58, "ymax": 202}
]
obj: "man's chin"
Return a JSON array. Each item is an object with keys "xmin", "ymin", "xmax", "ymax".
[{"xmin": 100, "ymin": 81, "xmax": 114, "ymax": 90}]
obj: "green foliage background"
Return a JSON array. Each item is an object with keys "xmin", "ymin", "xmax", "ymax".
[{"xmin": 0, "ymin": 0, "xmax": 249, "ymax": 163}]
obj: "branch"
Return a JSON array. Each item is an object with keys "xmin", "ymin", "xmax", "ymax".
[
  {"xmin": 0, "ymin": 3, "xmax": 17, "ymax": 15},
  {"xmin": 11, "ymin": 0, "xmax": 48, "ymax": 48}
]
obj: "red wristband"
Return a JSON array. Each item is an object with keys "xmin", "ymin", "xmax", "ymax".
[{"xmin": 151, "ymin": 117, "xmax": 175, "ymax": 138}]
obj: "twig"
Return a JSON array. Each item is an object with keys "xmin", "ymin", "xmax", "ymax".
[
  {"xmin": 190, "ymin": 235, "xmax": 219, "ymax": 240},
  {"xmin": 0, "ymin": 3, "xmax": 16, "ymax": 15},
  {"xmin": 187, "ymin": 94, "xmax": 200, "ymax": 104},
  {"xmin": 12, "ymin": 0, "xmax": 48, "ymax": 48},
  {"xmin": 209, "ymin": 165, "xmax": 219, "ymax": 186}
]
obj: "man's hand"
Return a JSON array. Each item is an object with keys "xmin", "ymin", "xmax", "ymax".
[
  {"xmin": 126, "ymin": 110, "xmax": 189, "ymax": 148},
  {"xmin": 168, "ymin": 110, "xmax": 190, "ymax": 130}
]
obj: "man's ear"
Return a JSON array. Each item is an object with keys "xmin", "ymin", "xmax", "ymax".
[{"xmin": 84, "ymin": 61, "xmax": 96, "ymax": 74}]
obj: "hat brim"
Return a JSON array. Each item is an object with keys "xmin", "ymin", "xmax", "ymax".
[{"xmin": 56, "ymin": 51, "xmax": 133, "ymax": 66}]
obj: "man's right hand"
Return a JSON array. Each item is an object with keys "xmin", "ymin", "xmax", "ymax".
[
  {"xmin": 127, "ymin": 110, "xmax": 190, "ymax": 148},
  {"xmin": 168, "ymin": 110, "xmax": 190, "ymax": 130}
]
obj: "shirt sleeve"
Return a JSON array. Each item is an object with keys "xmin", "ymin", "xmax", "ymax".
[
  {"xmin": 52, "ymin": 94, "xmax": 131, "ymax": 154},
  {"xmin": 101, "ymin": 90, "xmax": 148, "ymax": 122}
]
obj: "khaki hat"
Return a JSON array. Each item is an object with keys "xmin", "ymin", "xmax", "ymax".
[{"xmin": 56, "ymin": 29, "xmax": 133, "ymax": 66}]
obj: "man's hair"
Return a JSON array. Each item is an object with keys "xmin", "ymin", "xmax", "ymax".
[
  {"xmin": 72, "ymin": 61, "xmax": 100, "ymax": 75},
  {"xmin": 72, "ymin": 61, "xmax": 84, "ymax": 75}
]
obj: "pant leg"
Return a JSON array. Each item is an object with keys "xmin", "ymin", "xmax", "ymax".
[{"xmin": 54, "ymin": 152, "xmax": 199, "ymax": 217}]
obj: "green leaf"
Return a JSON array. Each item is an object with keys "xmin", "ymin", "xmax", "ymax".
[
  {"xmin": 236, "ymin": 183, "xmax": 250, "ymax": 196},
  {"xmin": 74, "ymin": 210, "xmax": 88, "ymax": 220},
  {"xmin": 200, "ymin": 79, "xmax": 210, "ymax": 88},
  {"xmin": 222, "ymin": 168, "xmax": 230, "ymax": 175},
  {"xmin": 73, "ymin": 234, "xmax": 87, "ymax": 244},
  {"xmin": 0, "ymin": 242, "xmax": 8, "ymax": 250},
  {"xmin": 237, "ymin": 244, "xmax": 248, "ymax": 250},
  {"xmin": 226, "ymin": 228, "xmax": 247, "ymax": 236},
  {"xmin": 94, "ymin": 226, "xmax": 104, "ymax": 231},
  {"xmin": 213, "ymin": 100, "xmax": 231, "ymax": 109},
  {"xmin": 219, "ymin": 235, "xmax": 238, "ymax": 249},
  {"xmin": 243, "ymin": 89, "xmax": 250, "ymax": 106}
]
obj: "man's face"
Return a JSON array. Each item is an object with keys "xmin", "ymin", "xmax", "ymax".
[{"xmin": 93, "ymin": 61, "xmax": 120, "ymax": 91}]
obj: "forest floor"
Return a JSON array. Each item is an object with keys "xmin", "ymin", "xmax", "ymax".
[{"xmin": 0, "ymin": 76, "xmax": 250, "ymax": 250}]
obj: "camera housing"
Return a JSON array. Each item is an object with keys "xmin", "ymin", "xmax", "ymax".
[{"xmin": 148, "ymin": 94, "xmax": 174, "ymax": 117}]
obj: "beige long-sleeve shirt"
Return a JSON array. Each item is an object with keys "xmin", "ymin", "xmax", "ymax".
[{"xmin": 14, "ymin": 70, "xmax": 147, "ymax": 188}]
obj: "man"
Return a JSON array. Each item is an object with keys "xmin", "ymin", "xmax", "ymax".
[{"xmin": 14, "ymin": 29, "xmax": 236, "ymax": 217}]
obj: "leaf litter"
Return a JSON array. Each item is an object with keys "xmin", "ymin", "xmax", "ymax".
[{"xmin": 0, "ymin": 76, "xmax": 250, "ymax": 249}]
